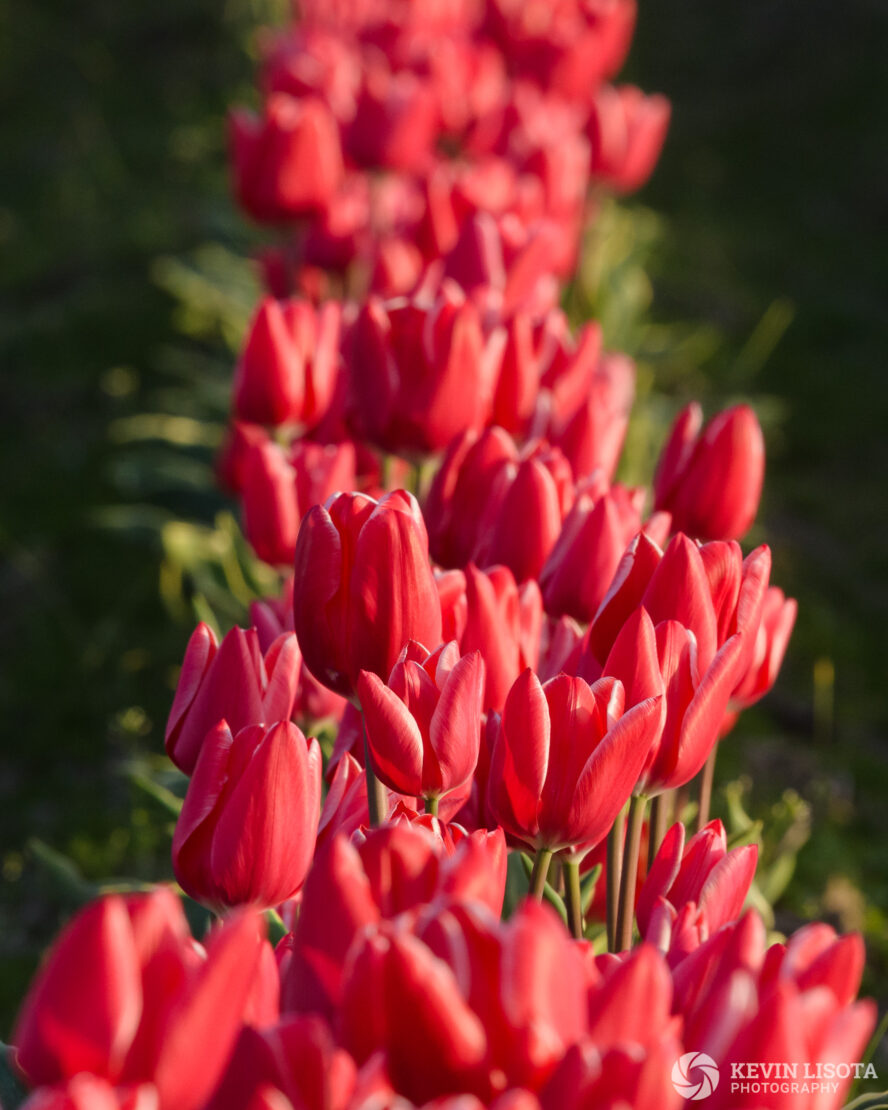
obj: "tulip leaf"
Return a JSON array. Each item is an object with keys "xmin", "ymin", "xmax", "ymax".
[
  {"xmin": 0, "ymin": 1044, "xmax": 27, "ymax": 1110},
  {"xmin": 842, "ymin": 1093, "xmax": 888, "ymax": 1109},
  {"xmin": 27, "ymin": 838, "xmax": 100, "ymax": 905},
  {"xmin": 266, "ymin": 908, "xmax": 289, "ymax": 945},
  {"xmin": 580, "ymin": 863, "xmax": 603, "ymax": 915},
  {"xmin": 129, "ymin": 770, "xmax": 184, "ymax": 816}
]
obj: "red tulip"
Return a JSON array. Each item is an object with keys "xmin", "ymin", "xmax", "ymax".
[
  {"xmin": 241, "ymin": 438, "xmax": 357, "ymax": 567},
  {"xmin": 206, "ymin": 1015, "xmax": 357, "ymax": 1110},
  {"xmin": 358, "ymin": 640, "xmax": 484, "ymax": 804},
  {"xmin": 173, "ymin": 720, "xmax": 321, "ymax": 910},
  {"xmin": 347, "ymin": 286, "xmax": 503, "ymax": 456},
  {"xmin": 233, "ymin": 298, "xmax": 341, "ymax": 430},
  {"xmin": 654, "ymin": 403, "xmax": 766, "ymax": 541},
  {"xmin": 165, "ymin": 624, "xmax": 301, "ymax": 775},
  {"xmin": 473, "ymin": 441, "xmax": 575, "ymax": 583},
  {"xmin": 346, "ymin": 60, "xmax": 440, "ymax": 173},
  {"xmin": 587, "ymin": 84, "xmax": 670, "ymax": 193},
  {"xmin": 637, "ymin": 820, "xmax": 758, "ymax": 961},
  {"xmin": 293, "ymin": 490, "xmax": 443, "ymax": 698},
  {"xmin": 13, "ymin": 891, "xmax": 266, "ymax": 1110},
  {"xmin": 540, "ymin": 484, "xmax": 650, "ymax": 622},
  {"xmin": 729, "ymin": 586, "xmax": 797, "ymax": 711},
  {"xmin": 281, "ymin": 823, "xmax": 507, "ymax": 1020},
  {"xmin": 548, "ymin": 352, "xmax": 635, "ymax": 482},
  {"xmin": 459, "ymin": 564, "xmax": 543, "ymax": 712},
  {"xmin": 20, "ymin": 1077, "xmax": 159, "ymax": 1110},
  {"xmin": 229, "ymin": 95, "xmax": 344, "ymax": 222},
  {"xmin": 487, "ymin": 670, "xmax": 661, "ymax": 854}
]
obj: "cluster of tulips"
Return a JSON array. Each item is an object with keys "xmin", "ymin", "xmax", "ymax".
[{"xmin": 9, "ymin": 1, "xmax": 877, "ymax": 1108}]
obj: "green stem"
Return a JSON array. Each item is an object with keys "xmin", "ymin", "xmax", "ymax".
[
  {"xmin": 563, "ymin": 858, "xmax": 583, "ymax": 940},
  {"xmin": 616, "ymin": 794, "xmax": 647, "ymax": 951},
  {"xmin": 529, "ymin": 847, "xmax": 554, "ymax": 901},
  {"xmin": 361, "ymin": 711, "xmax": 387, "ymax": 827},
  {"xmin": 606, "ymin": 807, "xmax": 625, "ymax": 953},
  {"xmin": 648, "ymin": 793, "xmax": 669, "ymax": 869},
  {"xmin": 696, "ymin": 747, "xmax": 717, "ymax": 832},
  {"xmin": 424, "ymin": 795, "xmax": 439, "ymax": 816}
]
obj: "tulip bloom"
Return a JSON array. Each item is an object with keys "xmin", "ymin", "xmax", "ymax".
[
  {"xmin": 165, "ymin": 624, "xmax": 301, "ymax": 775},
  {"xmin": 358, "ymin": 640, "xmax": 484, "ymax": 807},
  {"xmin": 13, "ymin": 890, "xmax": 267, "ymax": 1110},
  {"xmin": 292, "ymin": 490, "xmax": 443, "ymax": 698},
  {"xmin": 654, "ymin": 402, "xmax": 766, "ymax": 541},
  {"xmin": 172, "ymin": 720, "xmax": 322, "ymax": 910},
  {"xmin": 586, "ymin": 84, "xmax": 671, "ymax": 194},
  {"xmin": 487, "ymin": 670, "xmax": 661, "ymax": 854},
  {"xmin": 541, "ymin": 484, "xmax": 660, "ymax": 622},
  {"xmin": 233, "ymin": 298, "xmax": 341, "ymax": 430},
  {"xmin": 457, "ymin": 564, "xmax": 543, "ymax": 712},
  {"xmin": 229, "ymin": 94, "xmax": 344, "ymax": 222},
  {"xmin": 548, "ymin": 352, "xmax": 635, "ymax": 482},
  {"xmin": 282, "ymin": 822, "xmax": 507, "ymax": 1020},
  {"xmin": 347, "ymin": 286, "xmax": 504, "ymax": 456},
  {"xmin": 241, "ymin": 438, "xmax": 357, "ymax": 567},
  {"xmin": 637, "ymin": 820, "xmax": 758, "ymax": 962}
]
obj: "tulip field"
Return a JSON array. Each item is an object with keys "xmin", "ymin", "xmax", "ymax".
[{"xmin": 2, "ymin": 1, "xmax": 887, "ymax": 1108}]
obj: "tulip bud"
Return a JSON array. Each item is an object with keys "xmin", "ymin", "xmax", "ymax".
[
  {"xmin": 549, "ymin": 352, "xmax": 635, "ymax": 482},
  {"xmin": 229, "ymin": 95, "xmax": 344, "ymax": 222},
  {"xmin": 654, "ymin": 403, "xmax": 765, "ymax": 541},
  {"xmin": 587, "ymin": 85, "xmax": 671, "ymax": 194},
  {"xmin": 358, "ymin": 641, "xmax": 485, "ymax": 805},
  {"xmin": 165, "ymin": 625, "xmax": 301, "ymax": 775},
  {"xmin": 173, "ymin": 720, "xmax": 322, "ymax": 910},
  {"xmin": 293, "ymin": 490, "xmax": 443, "ymax": 698},
  {"xmin": 347, "ymin": 287, "xmax": 503, "ymax": 456},
  {"xmin": 540, "ymin": 485, "xmax": 646, "ymax": 622}
]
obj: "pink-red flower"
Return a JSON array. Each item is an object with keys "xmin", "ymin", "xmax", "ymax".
[
  {"xmin": 172, "ymin": 720, "xmax": 322, "ymax": 910},
  {"xmin": 13, "ymin": 891, "xmax": 269, "ymax": 1110},
  {"xmin": 358, "ymin": 640, "xmax": 484, "ymax": 804},
  {"xmin": 165, "ymin": 624, "xmax": 301, "ymax": 775},
  {"xmin": 292, "ymin": 490, "xmax": 443, "ymax": 698},
  {"xmin": 487, "ymin": 670, "xmax": 661, "ymax": 854},
  {"xmin": 654, "ymin": 402, "xmax": 766, "ymax": 541}
]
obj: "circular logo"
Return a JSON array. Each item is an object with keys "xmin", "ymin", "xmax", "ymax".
[{"xmin": 671, "ymin": 1052, "xmax": 720, "ymax": 1100}]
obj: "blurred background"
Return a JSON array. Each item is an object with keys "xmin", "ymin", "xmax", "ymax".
[{"xmin": 1, "ymin": 0, "xmax": 886, "ymax": 1041}]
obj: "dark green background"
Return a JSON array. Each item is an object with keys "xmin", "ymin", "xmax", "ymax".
[{"xmin": 1, "ymin": 0, "xmax": 886, "ymax": 1041}]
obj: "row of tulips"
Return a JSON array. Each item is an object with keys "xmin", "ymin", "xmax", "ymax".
[{"xmin": 8, "ymin": 0, "xmax": 875, "ymax": 1108}]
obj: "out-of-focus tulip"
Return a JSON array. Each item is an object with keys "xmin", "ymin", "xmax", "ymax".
[
  {"xmin": 548, "ymin": 352, "xmax": 635, "ymax": 482},
  {"xmin": 347, "ymin": 286, "xmax": 504, "ymax": 455},
  {"xmin": 20, "ymin": 1076, "xmax": 159, "ymax": 1110},
  {"xmin": 346, "ymin": 60, "xmax": 440, "ymax": 173},
  {"xmin": 638, "ymin": 820, "xmax": 758, "ymax": 963},
  {"xmin": 293, "ymin": 490, "xmax": 443, "ymax": 698},
  {"xmin": 13, "ymin": 891, "xmax": 267, "ymax": 1110},
  {"xmin": 230, "ymin": 95, "xmax": 344, "ymax": 222},
  {"xmin": 173, "ymin": 720, "xmax": 321, "ymax": 910},
  {"xmin": 241, "ymin": 438, "xmax": 357, "ymax": 567},
  {"xmin": 654, "ymin": 403, "xmax": 766, "ymax": 541},
  {"xmin": 206, "ymin": 1015, "xmax": 357, "ymax": 1110},
  {"xmin": 487, "ymin": 670, "xmax": 661, "ymax": 854},
  {"xmin": 282, "ymin": 823, "xmax": 507, "ymax": 1020},
  {"xmin": 724, "ymin": 586, "xmax": 797, "ymax": 733},
  {"xmin": 540, "ymin": 484, "xmax": 651, "ymax": 622},
  {"xmin": 587, "ymin": 84, "xmax": 670, "ymax": 193},
  {"xmin": 358, "ymin": 640, "xmax": 484, "ymax": 805},
  {"xmin": 233, "ymin": 298, "xmax": 341, "ymax": 430},
  {"xmin": 473, "ymin": 441, "xmax": 574, "ymax": 583},
  {"xmin": 165, "ymin": 624, "xmax": 301, "ymax": 775}
]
